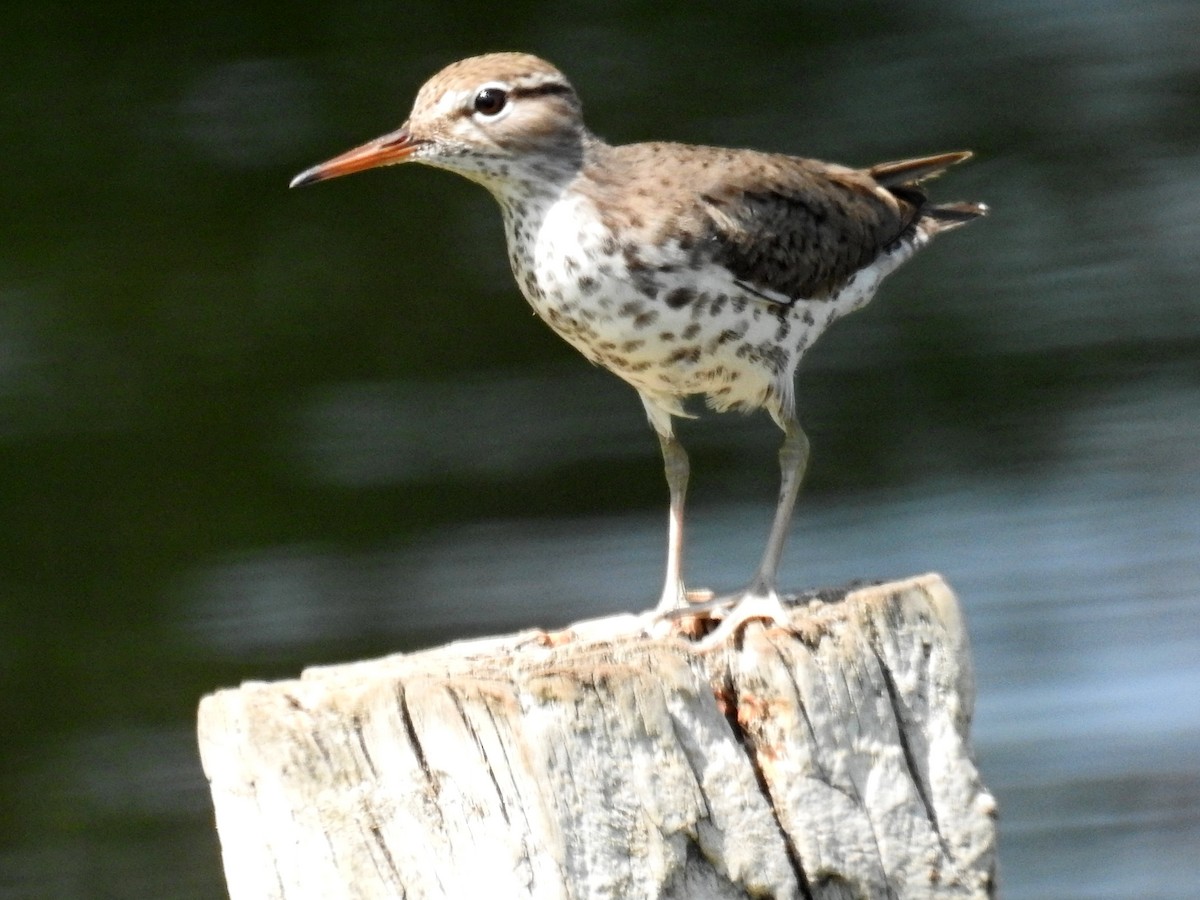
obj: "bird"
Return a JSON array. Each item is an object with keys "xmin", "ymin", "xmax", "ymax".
[{"xmin": 291, "ymin": 52, "xmax": 986, "ymax": 641}]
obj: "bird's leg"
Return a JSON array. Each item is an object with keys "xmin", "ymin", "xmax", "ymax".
[
  {"xmin": 652, "ymin": 429, "xmax": 690, "ymax": 614},
  {"xmin": 750, "ymin": 415, "xmax": 810, "ymax": 600},
  {"xmin": 684, "ymin": 416, "xmax": 810, "ymax": 643}
]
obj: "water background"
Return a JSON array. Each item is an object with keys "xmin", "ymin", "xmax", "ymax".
[{"xmin": 2, "ymin": 1, "xmax": 1198, "ymax": 896}]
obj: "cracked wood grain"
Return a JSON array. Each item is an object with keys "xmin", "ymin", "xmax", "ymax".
[{"xmin": 199, "ymin": 573, "xmax": 997, "ymax": 899}]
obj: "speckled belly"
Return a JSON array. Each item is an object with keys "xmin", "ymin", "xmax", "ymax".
[{"xmin": 505, "ymin": 193, "xmax": 916, "ymax": 418}]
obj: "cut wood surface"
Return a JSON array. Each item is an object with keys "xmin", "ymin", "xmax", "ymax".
[{"xmin": 198, "ymin": 573, "xmax": 997, "ymax": 899}]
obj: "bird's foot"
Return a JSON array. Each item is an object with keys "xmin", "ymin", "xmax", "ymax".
[
  {"xmin": 693, "ymin": 589, "xmax": 792, "ymax": 649},
  {"xmin": 640, "ymin": 585, "xmax": 716, "ymax": 639},
  {"xmin": 654, "ymin": 584, "xmax": 794, "ymax": 648}
]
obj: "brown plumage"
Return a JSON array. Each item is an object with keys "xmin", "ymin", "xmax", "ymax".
[{"xmin": 576, "ymin": 142, "xmax": 982, "ymax": 302}]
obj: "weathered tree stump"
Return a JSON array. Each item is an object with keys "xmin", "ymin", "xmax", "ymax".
[{"xmin": 198, "ymin": 573, "xmax": 997, "ymax": 899}]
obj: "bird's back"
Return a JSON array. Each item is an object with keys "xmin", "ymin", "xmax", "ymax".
[{"xmin": 579, "ymin": 141, "xmax": 983, "ymax": 305}]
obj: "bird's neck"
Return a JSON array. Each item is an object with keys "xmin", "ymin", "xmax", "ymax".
[
  {"xmin": 486, "ymin": 136, "xmax": 616, "ymax": 295},
  {"xmin": 480, "ymin": 131, "xmax": 607, "ymax": 214}
]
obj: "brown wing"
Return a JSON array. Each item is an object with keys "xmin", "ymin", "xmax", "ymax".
[
  {"xmin": 584, "ymin": 144, "xmax": 977, "ymax": 302},
  {"xmin": 695, "ymin": 157, "xmax": 923, "ymax": 301}
]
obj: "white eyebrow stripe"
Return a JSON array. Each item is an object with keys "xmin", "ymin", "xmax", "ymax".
[{"xmin": 433, "ymin": 88, "xmax": 472, "ymax": 118}]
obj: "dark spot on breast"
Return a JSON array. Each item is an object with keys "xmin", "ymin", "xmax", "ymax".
[
  {"xmin": 630, "ymin": 268, "xmax": 659, "ymax": 298},
  {"xmin": 633, "ymin": 310, "xmax": 659, "ymax": 328},
  {"xmin": 682, "ymin": 323, "xmax": 701, "ymax": 340},
  {"xmin": 578, "ymin": 275, "xmax": 599, "ymax": 295},
  {"xmin": 659, "ymin": 331, "xmax": 676, "ymax": 342},
  {"xmin": 664, "ymin": 288, "xmax": 696, "ymax": 309},
  {"xmin": 564, "ymin": 257, "xmax": 580, "ymax": 274},
  {"xmin": 715, "ymin": 327, "xmax": 742, "ymax": 346},
  {"xmin": 621, "ymin": 339, "xmax": 645, "ymax": 353},
  {"xmin": 666, "ymin": 345, "xmax": 701, "ymax": 365}
]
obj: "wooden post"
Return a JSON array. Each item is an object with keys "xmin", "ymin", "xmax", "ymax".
[{"xmin": 198, "ymin": 573, "xmax": 997, "ymax": 899}]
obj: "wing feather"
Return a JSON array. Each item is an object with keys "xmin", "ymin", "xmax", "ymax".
[
  {"xmin": 699, "ymin": 168, "xmax": 916, "ymax": 300},
  {"xmin": 584, "ymin": 144, "xmax": 977, "ymax": 303}
]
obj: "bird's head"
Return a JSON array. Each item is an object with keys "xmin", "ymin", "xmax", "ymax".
[{"xmin": 290, "ymin": 52, "xmax": 589, "ymax": 196}]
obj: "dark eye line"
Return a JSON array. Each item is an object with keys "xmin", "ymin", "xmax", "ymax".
[{"xmin": 509, "ymin": 82, "xmax": 573, "ymax": 101}]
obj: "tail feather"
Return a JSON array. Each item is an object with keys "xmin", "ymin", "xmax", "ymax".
[
  {"xmin": 929, "ymin": 200, "xmax": 989, "ymax": 222},
  {"xmin": 870, "ymin": 150, "xmax": 973, "ymax": 186},
  {"xmin": 869, "ymin": 151, "xmax": 988, "ymax": 232}
]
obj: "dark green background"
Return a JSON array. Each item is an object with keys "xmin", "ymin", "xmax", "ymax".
[{"xmin": 3, "ymin": 1, "xmax": 1198, "ymax": 896}]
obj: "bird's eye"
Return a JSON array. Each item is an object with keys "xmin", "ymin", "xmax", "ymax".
[{"xmin": 473, "ymin": 87, "xmax": 509, "ymax": 117}]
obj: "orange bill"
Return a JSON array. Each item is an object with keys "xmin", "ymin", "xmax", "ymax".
[{"xmin": 290, "ymin": 126, "xmax": 418, "ymax": 188}]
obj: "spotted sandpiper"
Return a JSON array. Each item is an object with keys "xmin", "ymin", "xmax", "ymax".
[{"xmin": 292, "ymin": 52, "xmax": 986, "ymax": 640}]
